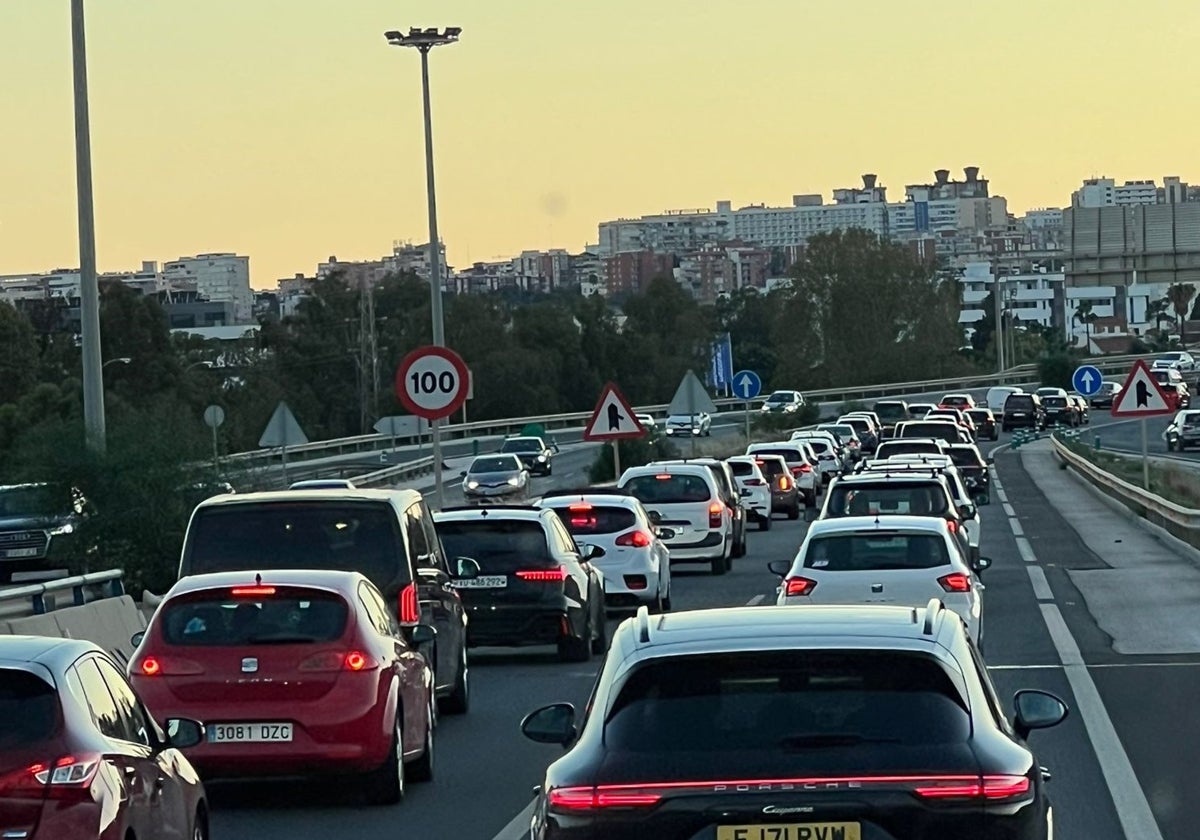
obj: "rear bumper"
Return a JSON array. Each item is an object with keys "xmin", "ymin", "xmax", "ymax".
[
  {"xmin": 666, "ymin": 531, "xmax": 725, "ymax": 561},
  {"xmin": 465, "ymin": 604, "xmax": 570, "ymax": 646}
]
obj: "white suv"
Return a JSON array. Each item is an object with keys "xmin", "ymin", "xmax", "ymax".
[
  {"xmin": 724, "ymin": 456, "xmax": 772, "ymax": 531},
  {"xmin": 618, "ymin": 464, "xmax": 734, "ymax": 576},
  {"xmin": 746, "ymin": 441, "xmax": 821, "ymax": 507}
]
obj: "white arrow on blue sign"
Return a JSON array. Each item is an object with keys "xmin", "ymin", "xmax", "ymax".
[
  {"xmin": 1072, "ymin": 364, "xmax": 1104, "ymax": 397},
  {"xmin": 732, "ymin": 370, "xmax": 762, "ymax": 400}
]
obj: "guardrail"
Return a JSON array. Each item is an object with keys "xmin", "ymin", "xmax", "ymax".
[
  {"xmin": 0, "ymin": 569, "xmax": 125, "ymax": 620},
  {"xmin": 1050, "ymin": 434, "xmax": 1200, "ymax": 551},
  {"xmin": 219, "ymin": 352, "xmax": 1160, "ymax": 476}
]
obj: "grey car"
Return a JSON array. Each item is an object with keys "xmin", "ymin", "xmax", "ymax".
[{"xmin": 461, "ymin": 454, "xmax": 531, "ymax": 502}]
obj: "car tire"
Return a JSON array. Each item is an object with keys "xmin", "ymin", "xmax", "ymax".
[
  {"xmin": 759, "ymin": 515, "xmax": 771, "ymax": 531},
  {"xmin": 364, "ymin": 713, "xmax": 405, "ymax": 805},
  {"xmin": 787, "ymin": 502, "xmax": 800, "ymax": 521},
  {"xmin": 590, "ymin": 608, "xmax": 608, "ymax": 655},
  {"xmin": 438, "ymin": 646, "xmax": 469, "ymax": 716},
  {"xmin": 191, "ymin": 806, "xmax": 209, "ymax": 840},
  {"xmin": 558, "ymin": 622, "xmax": 591, "ymax": 663},
  {"xmin": 732, "ymin": 528, "xmax": 746, "ymax": 558},
  {"xmin": 710, "ymin": 551, "xmax": 729, "ymax": 575},
  {"xmin": 406, "ymin": 700, "xmax": 435, "ymax": 783}
]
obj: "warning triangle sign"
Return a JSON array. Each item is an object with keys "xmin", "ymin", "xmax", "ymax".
[
  {"xmin": 1110, "ymin": 360, "xmax": 1176, "ymax": 417},
  {"xmin": 258, "ymin": 401, "xmax": 310, "ymax": 448},
  {"xmin": 583, "ymin": 382, "xmax": 646, "ymax": 441}
]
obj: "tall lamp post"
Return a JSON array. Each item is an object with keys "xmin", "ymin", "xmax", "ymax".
[
  {"xmin": 384, "ymin": 26, "xmax": 460, "ymax": 509},
  {"xmin": 71, "ymin": 0, "xmax": 107, "ymax": 455}
]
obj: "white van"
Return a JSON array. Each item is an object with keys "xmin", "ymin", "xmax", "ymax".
[
  {"xmin": 617, "ymin": 464, "xmax": 734, "ymax": 576},
  {"xmin": 984, "ymin": 386, "xmax": 1023, "ymax": 410}
]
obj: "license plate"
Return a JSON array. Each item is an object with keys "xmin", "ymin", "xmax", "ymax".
[
  {"xmin": 717, "ymin": 824, "xmax": 860, "ymax": 840},
  {"xmin": 451, "ymin": 575, "xmax": 508, "ymax": 589},
  {"xmin": 208, "ymin": 722, "xmax": 293, "ymax": 743},
  {"xmin": 3, "ymin": 547, "xmax": 41, "ymax": 558}
]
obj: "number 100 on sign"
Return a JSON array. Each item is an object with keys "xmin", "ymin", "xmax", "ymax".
[{"xmin": 395, "ymin": 345, "xmax": 471, "ymax": 421}]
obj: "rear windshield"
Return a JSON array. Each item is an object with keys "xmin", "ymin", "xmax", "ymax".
[
  {"xmin": 1005, "ymin": 395, "xmax": 1035, "ymax": 410},
  {"xmin": 184, "ymin": 502, "xmax": 405, "ymax": 591},
  {"xmin": 727, "ymin": 461, "xmax": 756, "ymax": 477},
  {"xmin": 942, "ymin": 396, "xmax": 969, "ymax": 406},
  {"xmin": 161, "ymin": 589, "xmax": 349, "ymax": 646},
  {"xmin": 966, "ymin": 410, "xmax": 991, "ymax": 421},
  {"xmin": 1043, "ymin": 397, "xmax": 1068, "ymax": 408},
  {"xmin": 803, "ymin": 533, "xmax": 950, "ymax": 571},
  {"xmin": 549, "ymin": 505, "xmax": 636, "ymax": 536},
  {"xmin": 947, "ymin": 448, "xmax": 986, "ymax": 469},
  {"xmin": 0, "ymin": 670, "xmax": 59, "ymax": 748},
  {"xmin": 605, "ymin": 651, "xmax": 969, "ymax": 754},
  {"xmin": 749, "ymin": 448, "xmax": 804, "ymax": 465},
  {"xmin": 436, "ymin": 520, "xmax": 555, "ymax": 573},
  {"xmin": 623, "ymin": 474, "xmax": 713, "ymax": 504},
  {"xmin": 826, "ymin": 483, "xmax": 950, "ymax": 516},
  {"xmin": 802, "ymin": 440, "xmax": 832, "ymax": 454},
  {"xmin": 842, "ymin": 419, "xmax": 871, "ymax": 433},
  {"xmin": 875, "ymin": 441, "xmax": 942, "ymax": 459},
  {"xmin": 873, "ymin": 403, "xmax": 907, "ymax": 421},
  {"xmin": 752, "ymin": 458, "xmax": 787, "ymax": 478},
  {"xmin": 899, "ymin": 423, "xmax": 959, "ymax": 441}
]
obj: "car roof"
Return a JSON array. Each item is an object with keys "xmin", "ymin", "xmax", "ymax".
[
  {"xmin": 623, "ymin": 463, "xmax": 712, "ymax": 476},
  {"xmin": 195, "ymin": 488, "xmax": 419, "ymax": 511},
  {"xmin": 168, "ymin": 569, "xmax": 367, "ymax": 598},
  {"xmin": 834, "ymin": 471, "xmax": 946, "ymax": 485},
  {"xmin": 807, "ymin": 514, "xmax": 950, "ymax": 535},
  {"xmin": 538, "ymin": 493, "xmax": 639, "ymax": 509},
  {"xmin": 0, "ymin": 635, "xmax": 99, "ymax": 666},
  {"xmin": 878, "ymin": 437, "xmax": 944, "ymax": 446}
]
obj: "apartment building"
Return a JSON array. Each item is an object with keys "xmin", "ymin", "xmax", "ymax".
[{"xmin": 163, "ymin": 254, "xmax": 253, "ymax": 322}]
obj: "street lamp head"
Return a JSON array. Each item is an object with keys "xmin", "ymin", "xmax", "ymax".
[
  {"xmin": 102, "ymin": 357, "xmax": 132, "ymax": 369},
  {"xmin": 384, "ymin": 26, "xmax": 461, "ymax": 49}
]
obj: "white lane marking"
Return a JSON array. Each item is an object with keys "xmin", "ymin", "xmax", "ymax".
[
  {"xmin": 1009, "ymin": 517, "xmax": 1024, "ymax": 537},
  {"xmin": 990, "ymin": 661, "xmax": 1200, "ymax": 671},
  {"xmin": 1002, "ymin": 502, "xmax": 1016, "ymax": 517},
  {"xmin": 492, "ymin": 800, "xmax": 536, "ymax": 840},
  {"xmin": 995, "ymin": 487, "xmax": 1009, "ymax": 503},
  {"xmin": 1027, "ymin": 566, "xmax": 1054, "ymax": 601},
  {"xmin": 1015, "ymin": 537, "xmax": 1037, "ymax": 564},
  {"xmin": 746, "ymin": 594, "xmax": 767, "ymax": 606},
  {"xmin": 988, "ymin": 664, "xmax": 1062, "ymax": 670},
  {"xmin": 1039, "ymin": 603, "xmax": 1165, "ymax": 840}
]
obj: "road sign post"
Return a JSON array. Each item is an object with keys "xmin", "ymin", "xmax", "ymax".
[
  {"xmin": 1072, "ymin": 364, "xmax": 1103, "ymax": 448},
  {"xmin": 203, "ymin": 405, "xmax": 225, "ymax": 477},
  {"xmin": 582, "ymin": 383, "xmax": 645, "ymax": 480},
  {"xmin": 396, "ymin": 346, "xmax": 471, "ymax": 509},
  {"xmin": 733, "ymin": 370, "xmax": 762, "ymax": 444},
  {"xmin": 1109, "ymin": 359, "xmax": 1175, "ymax": 490},
  {"xmin": 669, "ymin": 371, "xmax": 718, "ymax": 458}
]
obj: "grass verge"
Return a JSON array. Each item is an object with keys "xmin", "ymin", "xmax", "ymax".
[{"xmin": 1058, "ymin": 434, "xmax": 1200, "ymax": 509}]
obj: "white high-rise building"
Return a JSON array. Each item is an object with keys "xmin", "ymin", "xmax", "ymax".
[{"xmin": 163, "ymin": 253, "xmax": 253, "ymax": 322}]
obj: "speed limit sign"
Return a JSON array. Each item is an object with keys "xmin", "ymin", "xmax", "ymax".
[{"xmin": 395, "ymin": 345, "xmax": 471, "ymax": 420}]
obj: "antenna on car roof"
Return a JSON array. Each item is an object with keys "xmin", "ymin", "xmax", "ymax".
[
  {"xmin": 635, "ymin": 604, "xmax": 652, "ymax": 644},
  {"xmin": 255, "ymin": 573, "xmax": 262, "ymax": 586},
  {"xmin": 922, "ymin": 598, "xmax": 945, "ymax": 636}
]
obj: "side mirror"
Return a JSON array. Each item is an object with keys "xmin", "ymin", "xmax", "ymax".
[
  {"xmin": 460, "ymin": 471, "xmax": 468, "ymax": 478},
  {"xmin": 130, "ymin": 631, "xmax": 145, "ymax": 649},
  {"xmin": 165, "ymin": 718, "xmax": 205, "ymax": 749},
  {"xmin": 521, "ymin": 702, "xmax": 577, "ymax": 746},
  {"xmin": 454, "ymin": 557, "xmax": 481, "ymax": 579},
  {"xmin": 647, "ymin": 510, "xmax": 662, "ymax": 525},
  {"xmin": 961, "ymin": 503, "xmax": 977, "ymax": 519},
  {"xmin": 657, "ymin": 527, "xmax": 676, "ymax": 540},
  {"xmin": 410, "ymin": 624, "xmax": 437, "ymax": 646},
  {"xmin": 767, "ymin": 559, "xmax": 791, "ymax": 577},
  {"xmin": 580, "ymin": 544, "xmax": 606, "ymax": 561},
  {"xmin": 973, "ymin": 555, "xmax": 993, "ymax": 573},
  {"xmin": 1013, "ymin": 689, "xmax": 1069, "ymax": 739}
]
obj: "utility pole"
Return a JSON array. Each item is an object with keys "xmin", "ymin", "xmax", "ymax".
[
  {"xmin": 992, "ymin": 254, "xmax": 1005, "ymax": 376},
  {"xmin": 357, "ymin": 277, "xmax": 380, "ymax": 433}
]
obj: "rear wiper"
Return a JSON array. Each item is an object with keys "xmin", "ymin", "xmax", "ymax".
[{"xmin": 778, "ymin": 734, "xmax": 902, "ymax": 749}]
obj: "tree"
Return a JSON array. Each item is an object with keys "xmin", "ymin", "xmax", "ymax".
[
  {"xmin": 1072, "ymin": 300, "xmax": 1098, "ymax": 351},
  {"xmin": 1166, "ymin": 283, "xmax": 1197, "ymax": 347},
  {"xmin": 0, "ymin": 302, "xmax": 39, "ymax": 405}
]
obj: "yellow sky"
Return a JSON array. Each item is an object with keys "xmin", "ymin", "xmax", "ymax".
[{"xmin": 2, "ymin": 0, "xmax": 1198, "ymax": 289}]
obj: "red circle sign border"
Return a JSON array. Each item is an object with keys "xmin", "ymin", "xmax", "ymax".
[{"xmin": 394, "ymin": 345, "xmax": 471, "ymax": 420}]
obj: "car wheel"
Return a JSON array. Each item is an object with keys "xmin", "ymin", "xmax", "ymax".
[
  {"xmin": 191, "ymin": 806, "xmax": 209, "ymax": 840},
  {"xmin": 759, "ymin": 515, "xmax": 771, "ymax": 531},
  {"xmin": 590, "ymin": 606, "xmax": 608, "ymax": 655},
  {"xmin": 558, "ymin": 616, "xmax": 592, "ymax": 663},
  {"xmin": 732, "ymin": 527, "xmax": 746, "ymax": 559},
  {"xmin": 438, "ymin": 646, "xmax": 469, "ymax": 716},
  {"xmin": 787, "ymin": 502, "xmax": 800, "ymax": 521},
  {"xmin": 710, "ymin": 550, "xmax": 729, "ymax": 575},
  {"xmin": 363, "ymin": 713, "xmax": 405, "ymax": 805},
  {"xmin": 406, "ymin": 699, "xmax": 435, "ymax": 783}
]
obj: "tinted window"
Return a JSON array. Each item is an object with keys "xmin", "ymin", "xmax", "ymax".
[
  {"xmin": 842, "ymin": 419, "xmax": 871, "ymax": 434},
  {"xmin": 436, "ymin": 520, "xmax": 554, "ymax": 573},
  {"xmin": 966, "ymin": 410, "xmax": 991, "ymax": 422},
  {"xmin": 185, "ymin": 502, "xmax": 406, "ymax": 590},
  {"xmin": 549, "ymin": 505, "xmax": 637, "ymax": 535},
  {"xmin": 622, "ymin": 474, "xmax": 712, "ymax": 504},
  {"xmin": 800, "ymin": 439, "xmax": 832, "ymax": 454},
  {"xmin": 875, "ymin": 441, "xmax": 943, "ymax": 458},
  {"xmin": 765, "ymin": 392, "xmax": 792, "ymax": 404},
  {"xmin": 500, "ymin": 438, "xmax": 541, "ymax": 453},
  {"xmin": 1044, "ymin": 397, "xmax": 1068, "ymax": 408},
  {"xmin": 605, "ymin": 652, "xmax": 969, "ymax": 754},
  {"xmin": 74, "ymin": 659, "xmax": 123, "ymax": 741},
  {"xmin": 947, "ymin": 447, "xmax": 986, "ymax": 469},
  {"xmin": 873, "ymin": 403, "xmax": 907, "ymax": 421},
  {"xmin": 470, "ymin": 457, "xmax": 520, "ymax": 473},
  {"xmin": 161, "ymin": 589, "xmax": 349, "ymax": 645},
  {"xmin": 727, "ymin": 460, "xmax": 756, "ymax": 477},
  {"xmin": 749, "ymin": 448, "xmax": 805, "ymax": 465},
  {"xmin": 95, "ymin": 658, "xmax": 151, "ymax": 746},
  {"xmin": 827, "ymin": 483, "xmax": 950, "ymax": 516},
  {"xmin": 753, "ymin": 457, "xmax": 787, "ymax": 478},
  {"xmin": 899, "ymin": 423, "xmax": 959, "ymax": 442},
  {"xmin": 803, "ymin": 533, "xmax": 950, "ymax": 571},
  {"xmin": 1005, "ymin": 395, "xmax": 1035, "ymax": 411},
  {"xmin": 405, "ymin": 503, "xmax": 431, "ymax": 566},
  {"xmin": 0, "ymin": 484, "xmax": 73, "ymax": 518},
  {"xmin": 0, "ymin": 670, "xmax": 59, "ymax": 748}
]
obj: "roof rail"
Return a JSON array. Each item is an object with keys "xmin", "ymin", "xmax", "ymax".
[
  {"xmin": 635, "ymin": 604, "xmax": 652, "ymax": 644},
  {"xmin": 922, "ymin": 598, "xmax": 946, "ymax": 636}
]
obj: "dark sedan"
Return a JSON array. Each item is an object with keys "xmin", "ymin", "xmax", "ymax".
[
  {"xmin": 499, "ymin": 436, "xmax": 557, "ymax": 476},
  {"xmin": 1088, "ymin": 381, "xmax": 1122, "ymax": 409},
  {"xmin": 965, "ymin": 408, "xmax": 999, "ymax": 441}
]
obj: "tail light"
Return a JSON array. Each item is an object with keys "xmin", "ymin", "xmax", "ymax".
[
  {"xmin": 231, "ymin": 586, "xmax": 276, "ymax": 597},
  {"xmin": 515, "ymin": 566, "xmax": 569, "ymax": 582},
  {"xmin": 938, "ymin": 572, "xmax": 972, "ymax": 593},
  {"xmin": 946, "ymin": 519, "xmax": 959, "ymax": 534},
  {"xmin": 299, "ymin": 650, "xmax": 377, "ymax": 672},
  {"xmin": 783, "ymin": 576, "xmax": 817, "ymax": 596},
  {"xmin": 135, "ymin": 655, "xmax": 204, "ymax": 677},
  {"xmin": 399, "ymin": 582, "xmax": 420, "ymax": 626},
  {"xmin": 0, "ymin": 754, "xmax": 103, "ymax": 801},
  {"xmin": 778, "ymin": 476, "xmax": 792, "ymax": 490},
  {"xmin": 915, "ymin": 774, "xmax": 1031, "ymax": 800},
  {"xmin": 615, "ymin": 530, "xmax": 652, "ymax": 548},
  {"xmin": 708, "ymin": 502, "xmax": 724, "ymax": 528},
  {"xmin": 789, "ymin": 463, "xmax": 813, "ymax": 475},
  {"xmin": 743, "ymin": 478, "xmax": 766, "ymax": 486},
  {"xmin": 548, "ymin": 786, "xmax": 663, "ymax": 812},
  {"xmin": 568, "ymin": 502, "xmax": 593, "ymax": 511}
]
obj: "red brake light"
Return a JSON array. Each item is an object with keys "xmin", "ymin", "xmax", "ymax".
[
  {"xmin": 784, "ymin": 576, "xmax": 817, "ymax": 596},
  {"xmin": 568, "ymin": 502, "xmax": 592, "ymax": 511},
  {"xmin": 231, "ymin": 586, "xmax": 276, "ymax": 597},
  {"xmin": 5, "ymin": 754, "xmax": 103, "ymax": 801},
  {"xmin": 615, "ymin": 530, "xmax": 652, "ymax": 548},
  {"xmin": 299, "ymin": 651, "xmax": 376, "ymax": 672},
  {"xmin": 938, "ymin": 572, "xmax": 972, "ymax": 593},
  {"xmin": 515, "ymin": 566, "xmax": 569, "ymax": 582},
  {"xmin": 134, "ymin": 655, "xmax": 203, "ymax": 677},
  {"xmin": 548, "ymin": 786, "xmax": 662, "ymax": 812},
  {"xmin": 344, "ymin": 651, "xmax": 368, "ymax": 671},
  {"xmin": 140, "ymin": 656, "xmax": 161, "ymax": 676},
  {"xmin": 946, "ymin": 519, "xmax": 958, "ymax": 533},
  {"xmin": 790, "ymin": 463, "xmax": 813, "ymax": 474},
  {"xmin": 399, "ymin": 582, "xmax": 420, "ymax": 625},
  {"xmin": 655, "ymin": 474, "xmax": 672, "ymax": 480},
  {"xmin": 915, "ymin": 774, "xmax": 1031, "ymax": 800},
  {"xmin": 708, "ymin": 502, "xmax": 724, "ymax": 528}
]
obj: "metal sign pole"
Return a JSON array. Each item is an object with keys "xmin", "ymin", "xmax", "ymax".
[
  {"xmin": 688, "ymin": 383, "xmax": 697, "ymax": 459},
  {"xmin": 1141, "ymin": 418, "xmax": 1150, "ymax": 490},
  {"xmin": 211, "ymin": 425, "xmax": 219, "ymax": 477},
  {"xmin": 745, "ymin": 401, "xmax": 751, "ymax": 444},
  {"xmin": 281, "ymin": 445, "xmax": 289, "ymax": 488},
  {"xmin": 611, "ymin": 440, "xmax": 621, "ymax": 481}
]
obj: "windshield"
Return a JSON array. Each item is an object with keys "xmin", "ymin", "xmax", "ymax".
[
  {"xmin": 161, "ymin": 589, "xmax": 350, "ymax": 646},
  {"xmin": 436, "ymin": 520, "xmax": 555, "ymax": 573},
  {"xmin": 549, "ymin": 504, "xmax": 637, "ymax": 536},
  {"xmin": 1006, "ymin": 396, "xmax": 1035, "ymax": 410},
  {"xmin": 803, "ymin": 532, "xmax": 951, "ymax": 571},
  {"xmin": 471, "ymin": 456, "xmax": 520, "ymax": 473},
  {"xmin": 873, "ymin": 402, "xmax": 907, "ymax": 421},
  {"xmin": 623, "ymin": 473, "xmax": 712, "ymax": 504},
  {"xmin": 947, "ymin": 447, "xmax": 986, "ymax": 468},
  {"xmin": 500, "ymin": 438, "xmax": 541, "ymax": 453},
  {"xmin": 184, "ymin": 502, "xmax": 406, "ymax": 590},
  {"xmin": 765, "ymin": 392, "xmax": 792, "ymax": 403},
  {"xmin": 826, "ymin": 483, "xmax": 950, "ymax": 516},
  {"xmin": 0, "ymin": 484, "xmax": 73, "ymax": 519}
]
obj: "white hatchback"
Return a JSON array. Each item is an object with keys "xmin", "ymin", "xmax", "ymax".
[
  {"xmin": 771, "ymin": 515, "xmax": 987, "ymax": 646},
  {"xmin": 725, "ymin": 456, "xmax": 772, "ymax": 531},
  {"xmin": 618, "ymin": 464, "xmax": 734, "ymax": 576},
  {"xmin": 746, "ymin": 442, "xmax": 821, "ymax": 506}
]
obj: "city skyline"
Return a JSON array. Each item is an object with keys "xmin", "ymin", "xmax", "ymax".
[{"xmin": 2, "ymin": 0, "xmax": 1198, "ymax": 287}]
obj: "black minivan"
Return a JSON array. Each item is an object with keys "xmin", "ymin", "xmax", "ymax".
[
  {"xmin": 178, "ymin": 488, "xmax": 478, "ymax": 715},
  {"xmin": 1001, "ymin": 393, "xmax": 1046, "ymax": 432}
]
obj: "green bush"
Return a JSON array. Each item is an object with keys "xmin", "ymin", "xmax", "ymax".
[
  {"xmin": 1037, "ymin": 352, "xmax": 1079, "ymax": 391},
  {"xmin": 588, "ymin": 435, "xmax": 680, "ymax": 483},
  {"xmin": 839, "ymin": 400, "xmax": 867, "ymax": 416}
]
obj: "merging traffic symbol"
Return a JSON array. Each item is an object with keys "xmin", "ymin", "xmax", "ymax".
[
  {"xmin": 1110, "ymin": 359, "xmax": 1174, "ymax": 417},
  {"xmin": 583, "ymin": 382, "xmax": 646, "ymax": 441}
]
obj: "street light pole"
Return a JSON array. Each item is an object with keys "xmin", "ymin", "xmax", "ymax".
[
  {"xmin": 385, "ymin": 26, "xmax": 460, "ymax": 510},
  {"xmin": 71, "ymin": 0, "xmax": 106, "ymax": 454}
]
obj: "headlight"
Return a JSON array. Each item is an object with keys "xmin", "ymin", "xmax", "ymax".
[
  {"xmin": 537, "ymin": 455, "xmax": 547, "ymax": 462},
  {"xmin": 507, "ymin": 477, "xmax": 521, "ymax": 486},
  {"xmin": 784, "ymin": 405, "xmax": 797, "ymax": 412},
  {"xmin": 465, "ymin": 480, "xmax": 479, "ymax": 490},
  {"xmin": 48, "ymin": 523, "xmax": 75, "ymax": 536}
]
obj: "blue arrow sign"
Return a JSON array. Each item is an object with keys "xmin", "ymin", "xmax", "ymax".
[
  {"xmin": 1072, "ymin": 364, "xmax": 1103, "ymax": 397},
  {"xmin": 732, "ymin": 369, "xmax": 762, "ymax": 400}
]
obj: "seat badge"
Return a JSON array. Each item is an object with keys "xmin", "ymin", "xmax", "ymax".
[{"xmin": 241, "ymin": 657, "xmax": 259, "ymax": 673}]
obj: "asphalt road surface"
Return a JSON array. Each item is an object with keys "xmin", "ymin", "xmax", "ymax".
[{"xmin": 208, "ymin": 410, "xmax": 1195, "ymax": 840}]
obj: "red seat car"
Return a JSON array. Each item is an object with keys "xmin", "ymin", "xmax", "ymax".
[
  {"xmin": 0, "ymin": 636, "xmax": 207, "ymax": 840},
  {"xmin": 130, "ymin": 569, "xmax": 436, "ymax": 804}
]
